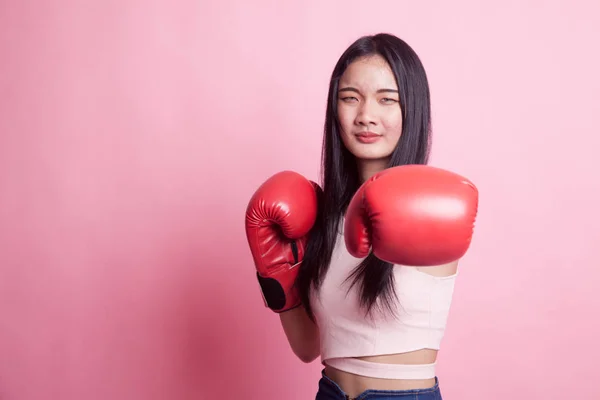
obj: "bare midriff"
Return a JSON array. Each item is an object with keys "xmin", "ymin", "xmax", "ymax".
[{"xmin": 324, "ymin": 349, "xmax": 438, "ymax": 398}]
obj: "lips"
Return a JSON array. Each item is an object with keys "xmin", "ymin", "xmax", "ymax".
[
  {"xmin": 355, "ymin": 132, "xmax": 382, "ymax": 144},
  {"xmin": 356, "ymin": 132, "xmax": 380, "ymax": 138}
]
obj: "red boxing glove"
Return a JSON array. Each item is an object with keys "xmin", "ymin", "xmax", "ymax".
[
  {"xmin": 245, "ymin": 171, "xmax": 320, "ymax": 312},
  {"xmin": 344, "ymin": 165, "xmax": 478, "ymax": 266}
]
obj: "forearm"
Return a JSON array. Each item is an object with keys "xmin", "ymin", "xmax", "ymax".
[{"xmin": 279, "ymin": 306, "xmax": 320, "ymax": 363}]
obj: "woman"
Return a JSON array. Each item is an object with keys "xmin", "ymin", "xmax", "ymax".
[{"xmin": 245, "ymin": 33, "xmax": 478, "ymax": 400}]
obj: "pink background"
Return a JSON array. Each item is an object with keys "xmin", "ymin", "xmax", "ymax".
[{"xmin": 1, "ymin": 1, "xmax": 599, "ymax": 399}]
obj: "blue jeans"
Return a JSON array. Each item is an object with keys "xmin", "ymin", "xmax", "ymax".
[{"xmin": 315, "ymin": 369, "xmax": 443, "ymax": 400}]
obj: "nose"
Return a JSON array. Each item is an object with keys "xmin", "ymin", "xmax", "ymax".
[{"xmin": 355, "ymin": 100, "xmax": 377, "ymax": 127}]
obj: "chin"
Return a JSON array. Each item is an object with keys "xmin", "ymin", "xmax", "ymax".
[{"xmin": 348, "ymin": 146, "xmax": 394, "ymax": 161}]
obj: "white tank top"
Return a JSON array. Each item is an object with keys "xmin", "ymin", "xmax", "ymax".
[{"xmin": 309, "ymin": 219, "xmax": 457, "ymax": 378}]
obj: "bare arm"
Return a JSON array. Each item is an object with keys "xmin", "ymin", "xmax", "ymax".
[
  {"xmin": 279, "ymin": 306, "xmax": 320, "ymax": 363},
  {"xmin": 416, "ymin": 259, "xmax": 459, "ymax": 277}
]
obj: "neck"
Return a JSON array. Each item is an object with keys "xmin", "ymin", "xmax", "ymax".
[{"xmin": 357, "ymin": 158, "xmax": 389, "ymax": 184}]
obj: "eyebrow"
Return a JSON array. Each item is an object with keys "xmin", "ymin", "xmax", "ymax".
[{"xmin": 338, "ymin": 86, "xmax": 399, "ymax": 94}]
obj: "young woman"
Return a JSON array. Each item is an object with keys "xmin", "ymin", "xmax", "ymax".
[{"xmin": 246, "ymin": 33, "xmax": 478, "ymax": 400}]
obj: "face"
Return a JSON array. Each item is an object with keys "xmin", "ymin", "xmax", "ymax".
[{"xmin": 336, "ymin": 54, "xmax": 403, "ymax": 178}]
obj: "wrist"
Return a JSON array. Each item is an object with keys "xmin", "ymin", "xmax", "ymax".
[{"xmin": 257, "ymin": 262, "xmax": 301, "ymax": 313}]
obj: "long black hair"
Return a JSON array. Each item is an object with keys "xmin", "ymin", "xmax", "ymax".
[{"xmin": 295, "ymin": 33, "xmax": 433, "ymax": 320}]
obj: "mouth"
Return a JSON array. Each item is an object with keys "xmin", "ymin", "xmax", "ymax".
[{"xmin": 355, "ymin": 132, "xmax": 382, "ymax": 144}]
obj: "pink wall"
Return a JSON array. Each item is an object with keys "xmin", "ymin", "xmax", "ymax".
[{"xmin": 1, "ymin": 1, "xmax": 598, "ymax": 399}]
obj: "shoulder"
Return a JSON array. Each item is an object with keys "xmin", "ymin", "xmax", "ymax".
[{"xmin": 414, "ymin": 259, "xmax": 459, "ymax": 278}]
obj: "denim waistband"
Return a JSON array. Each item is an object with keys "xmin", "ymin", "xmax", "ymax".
[{"xmin": 316, "ymin": 369, "xmax": 442, "ymax": 400}]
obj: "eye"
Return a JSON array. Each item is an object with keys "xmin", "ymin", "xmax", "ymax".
[
  {"xmin": 340, "ymin": 96, "xmax": 358, "ymax": 103},
  {"xmin": 380, "ymin": 98, "xmax": 398, "ymax": 104}
]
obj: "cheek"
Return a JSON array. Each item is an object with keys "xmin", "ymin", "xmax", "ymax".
[
  {"xmin": 336, "ymin": 107, "xmax": 354, "ymax": 134},
  {"xmin": 384, "ymin": 113, "xmax": 403, "ymax": 136}
]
